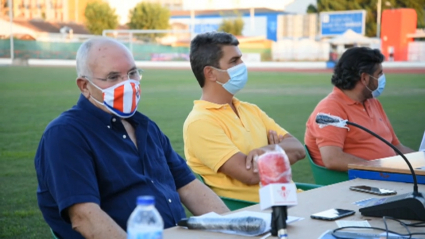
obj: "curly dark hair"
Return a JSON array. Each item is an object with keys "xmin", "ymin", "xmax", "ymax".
[
  {"xmin": 190, "ymin": 32, "xmax": 239, "ymax": 88},
  {"xmin": 331, "ymin": 47, "xmax": 384, "ymax": 90}
]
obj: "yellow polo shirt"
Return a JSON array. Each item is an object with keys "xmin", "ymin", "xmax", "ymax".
[{"xmin": 183, "ymin": 98, "xmax": 288, "ymax": 202}]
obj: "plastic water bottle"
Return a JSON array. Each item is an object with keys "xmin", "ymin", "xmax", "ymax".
[{"xmin": 127, "ymin": 196, "xmax": 164, "ymax": 239}]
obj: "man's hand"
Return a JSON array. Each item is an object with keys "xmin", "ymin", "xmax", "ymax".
[
  {"xmin": 245, "ymin": 143, "xmax": 281, "ymax": 173},
  {"xmin": 268, "ymin": 130, "xmax": 284, "ymax": 145},
  {"xmin": 244, "ymin": 131, "xmax": 285, "ymax": 172},
  {"xmin": 219, "ymin": 133, "xmax": 305, "ymax": 185},
  {"xmin": 245, "ymin": 148, "xmax": 264, "ymax": 173}
]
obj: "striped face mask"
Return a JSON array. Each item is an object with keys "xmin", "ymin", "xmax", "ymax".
[{"xmin": 89, "ymin": 79, "xmax": 141, "ymax": 118}]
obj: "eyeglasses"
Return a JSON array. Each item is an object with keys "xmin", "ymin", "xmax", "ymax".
[{"xmin": 83, "ymin": 68, "xmax": 143, "ymax": 82}]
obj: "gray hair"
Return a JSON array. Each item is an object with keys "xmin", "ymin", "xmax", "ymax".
[
  {"xmin": 75, "ymin": 38, "xmax": 93, "ymax": 77},
  {"xmin": 189, "ymin": 31, "xmax": 239, "ymax": 88},
  {"xmin": 75, "ymin": 37, "xmax": 132, "ymax": 78}
]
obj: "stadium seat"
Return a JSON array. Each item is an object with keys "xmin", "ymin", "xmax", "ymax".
[
  {"xmin": 305, "ymin": 145, "xmax": 348, "ymax": 185},
  {"xmin": 50, "ymin": 228, "xmax": 59, "ymax": 239},
  {"xmin": 194, "ymin": 174, "xmax": 257, "ymax": 210},
  {"xmin": 295, "ymin": 182, "xmax": 322, "ymax": 191}
]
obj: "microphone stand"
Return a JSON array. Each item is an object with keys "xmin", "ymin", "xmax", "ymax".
[
  {"xmin": 346, "ymin": 121, "xmax": 421, "ymax": 196},
  {"xmin": 271, "ymin": 206, "xmax": 287, "ymax": 239},
  {"xmin": 315, "ymin": 113, "xmax": 425, "ymax": 221},
  {"xmin": 345, "ymin": 121, "xmax": 425, "ymax": 221}
]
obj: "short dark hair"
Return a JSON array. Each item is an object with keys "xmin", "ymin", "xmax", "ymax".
[
  {"xmin": 190, "ymin": 32, "xmax": 239, "ymax": 87},
  {"xmin": 331, "ymin": 47, "xmax": 384, "ymax": 90}
]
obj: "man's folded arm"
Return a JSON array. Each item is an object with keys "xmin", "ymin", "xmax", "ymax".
[
  {"xmin": 218, "ymin": 151, "xmax": 261, "ymax": 185},
  {"xmin": 276, "ymin": 134, "xmax": 306, "ymax": 165},
  {"xmin": 319, "ymin": 145, "xmax": 366, "ymax": 171},
  {"xmin": 256, "ymin": 107, "xmax": 306, "ymax": 164},
  {"xmin": 218, "ymin": 135, "xmax": 306, "ymax": 185},
  {"xmin": 394, "ymin": 143, "xmax": 415, "ymax": 154}
]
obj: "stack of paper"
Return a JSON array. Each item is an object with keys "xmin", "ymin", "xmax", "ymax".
[{"xmin": 420, "ymin": 131, "xmax": 425, "ymax": 152}]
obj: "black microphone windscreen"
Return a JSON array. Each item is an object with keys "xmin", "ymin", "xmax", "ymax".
[{"xmin": 315, "ymin": 113, "xmax": 341, "ymax": 124}]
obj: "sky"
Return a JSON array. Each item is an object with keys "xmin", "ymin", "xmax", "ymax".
[
  {"xmin": 107, "ymin": 0, "xmax": 318, "ymax": 25},
  {"xmin": 285, "ymin": 0, "xmax": 317, "ymax": 14}
]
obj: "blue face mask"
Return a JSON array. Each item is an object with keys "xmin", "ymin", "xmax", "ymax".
[
  {"xmin": 214, "ymin": 63, "xmax": 248, "ymax": 95},
  {"xmin": 368, "ymin": 74, "xmax": 386, "ymax": 98}
]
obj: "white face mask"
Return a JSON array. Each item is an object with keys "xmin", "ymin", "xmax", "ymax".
[
  {"xmin": 89, "ymin": 79, "xmax": 141, "ymax": 118},
  {"xmin": 367, "ymin": 74, "xmax": 386, "ymax": 98}
]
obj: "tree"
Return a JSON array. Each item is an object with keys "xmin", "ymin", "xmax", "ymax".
[
  {"xmin": 84, "ymin": 1, "xmax": 119, "ymax": 35},
  {"xmin": 127, "ymin": 2, "xmax": 170, "ymax": 41},
  {"xmin": 219, "ymin": 15, "xmax": 244, "ymax": 36},
  {"xmin": 306, "ymin": 4, "xmax": 318, "ymax": 13},
  {"xmin": 128, "ymin": 2, "xmax": 170, "ymax": 30},
  {"xmin": 315, "ymin": 0, "xmax": 425, "ymax": 37}
]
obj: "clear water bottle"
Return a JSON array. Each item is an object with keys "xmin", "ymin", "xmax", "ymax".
[{"xmin": 127, "ymin": 196, "xmax": 164, "ymax": 239}]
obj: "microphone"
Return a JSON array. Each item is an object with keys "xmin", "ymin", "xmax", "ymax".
[
  {"xmin": 257, "ymin": 146, "xmax": 298, "ymax": 238},
  {"xmin": 315, "ymin": 113, "xmax": 425, "ymax": 221}
]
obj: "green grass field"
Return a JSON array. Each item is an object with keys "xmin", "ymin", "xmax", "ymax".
[{"xmin": 1, "ymin": 66, "xmax": 424, "ymax": 238}]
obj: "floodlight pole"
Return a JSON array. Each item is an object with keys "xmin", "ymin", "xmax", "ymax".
[
  {"xmin": 190, "ymin": 9, "xmax": 195, "ymax": 40},
  {"xmin": 8, "ymin": 0, "xmax": 14, "ymax": 61},
  {"xmin": 129, "ymin": 32, "xmax": 133, "ymax": 55},
  {"xmin": 376, "ymin": 0, "xmax": 381, "ymax": 38},
  {"xmin": 250, "ymin": 7, "xmax": 255, "ymax": 33},
  {"xmin": 75, "ymin": 0, "xmax": 79, "ymax": 22}
]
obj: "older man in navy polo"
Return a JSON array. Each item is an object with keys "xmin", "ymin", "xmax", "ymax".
[{"xmin": 34, "ymin": 37, "xmax": 229, "ymax": 239}]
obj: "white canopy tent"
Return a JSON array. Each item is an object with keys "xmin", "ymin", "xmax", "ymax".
[
  {"xmin": 328, "ymin": 29, "xmax": 373, "ymax": 45},
  {"xmin": 325, "ymin": 29, "xmax": 381, "ymax": 61}
]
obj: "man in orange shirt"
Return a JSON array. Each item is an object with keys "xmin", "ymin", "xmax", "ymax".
[{"xmin": 305, "ymin": 47, "xmax": 414, "ymax": 171}]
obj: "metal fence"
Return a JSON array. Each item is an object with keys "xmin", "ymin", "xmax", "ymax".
[{"xmin": 0, "ymin": 39, "xmax": 190, "ymax": 61}]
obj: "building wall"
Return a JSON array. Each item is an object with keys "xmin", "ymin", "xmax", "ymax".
[
  {"xmin": 67, "ymin": 0, "xmax": 91, "ymax": 23},
  {"xmin": 0, "ymin": 0, "xmax": 89, "ymax": 23},
  {"xmin": 143, "ymin": 0, "xmax": 183, "ymax": 10},
  {"xmin": 381, "ymin": 9, "xmax": 417, "ymax": 61},
  {"xmin": 277, "ymin": 13, "xmax": 318, "ymax": 39},
  {"xmin": 181, "ymin": 0, "xmax": 293, "ymax": 11}
]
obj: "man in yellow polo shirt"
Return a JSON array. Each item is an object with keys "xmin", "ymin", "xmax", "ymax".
[{"xmin": 183, "ymin": 32, "xmax": 306, "ymax": 202}]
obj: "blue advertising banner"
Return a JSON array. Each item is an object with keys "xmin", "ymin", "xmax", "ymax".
[
  {"xmin": 320, "ymin": 10, "xmax": 366, "ymax": 36},
  {"xmin": 194, "ymin": 24, "xmax": 219, "ymax": 34}
]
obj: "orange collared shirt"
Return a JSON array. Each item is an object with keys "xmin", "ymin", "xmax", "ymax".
[{"xmin": 304, "ymin": 87, "xmax": 400, "ymax": 166}]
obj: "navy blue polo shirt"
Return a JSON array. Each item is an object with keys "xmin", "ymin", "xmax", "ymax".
[{"xmin": 35, "ymin": 94, "xmax": 195, "ymax": 238}]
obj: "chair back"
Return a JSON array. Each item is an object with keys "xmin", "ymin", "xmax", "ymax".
[
  {"xmin": 51, "ymin": 228, "xmax": 59, "ymax": 239},
  {"xmin": 295, "ymin": 182, "xmax": 322, "ymax": 191},
  {"xmin": 194, "ymin": 172, "xmax": 322, "ymax": 210},
  {"xmin": 305, "ymin": 145, "xmax": 348, "ymax": 185},
  {"xmin": 194, "ymin": 173, "xmax": 256, "ymax": 210}
]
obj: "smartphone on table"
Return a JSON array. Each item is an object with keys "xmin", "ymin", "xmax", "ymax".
[
  {"xmin": 349, "ymin": 185, "xmax": 397, "ymax": 196},
  {"xmin": 310, "ymin": 208, "xmax": 355, "ymax": 221}
]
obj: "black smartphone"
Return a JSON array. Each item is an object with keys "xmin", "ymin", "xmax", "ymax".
[
  {"xmin": 349, "ymin": 185, "xmax": 397, "ymax": 196},
  {"xmin": 310, "ymin": 208, "xmax": 355, "ymax": 221}
]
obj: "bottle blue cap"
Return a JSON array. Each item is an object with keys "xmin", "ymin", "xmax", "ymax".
[{"xmin": 137, "ymin": 196, "xmax": 155, "ymax": 206}]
